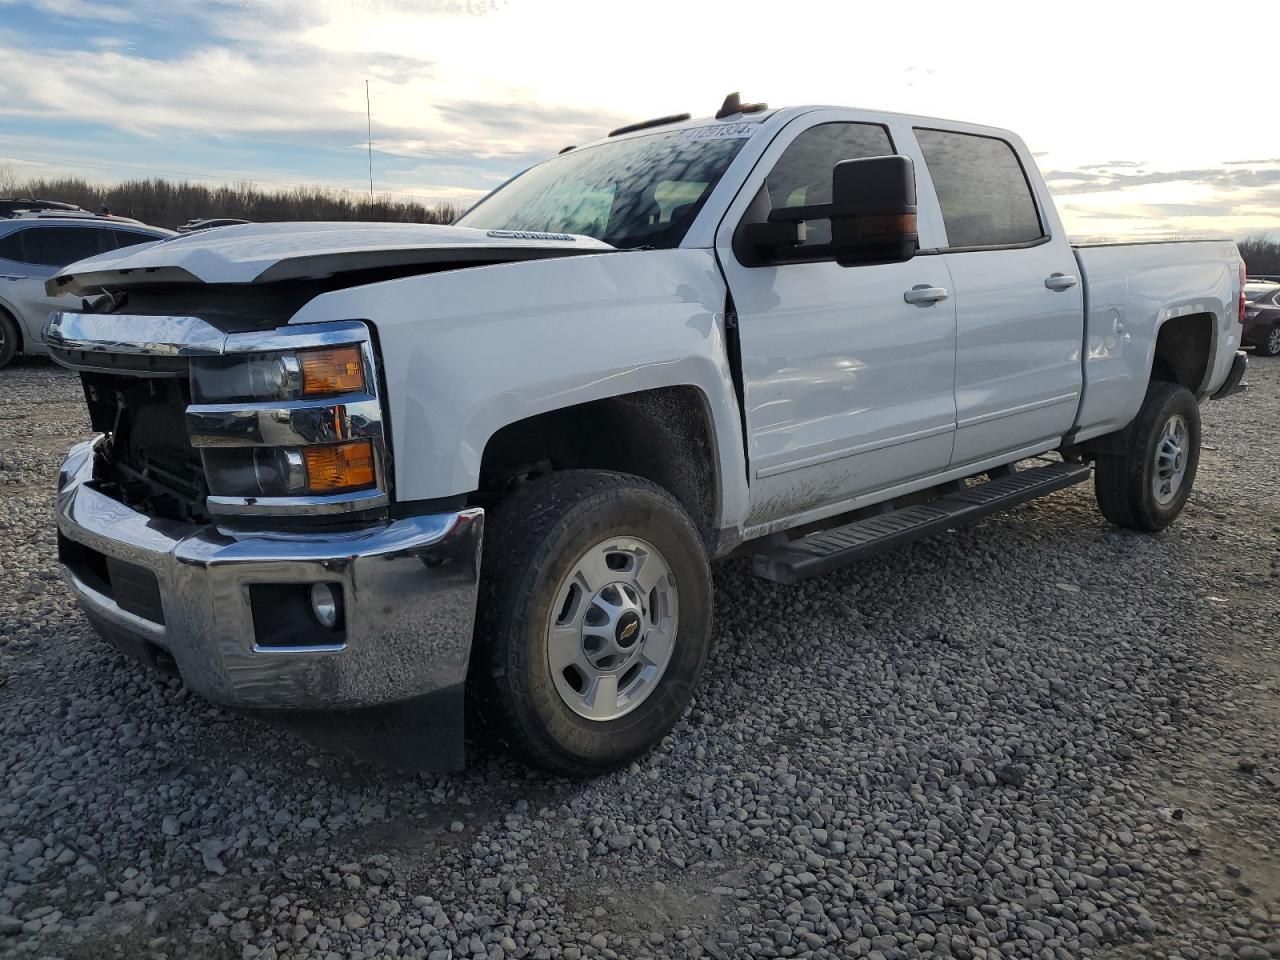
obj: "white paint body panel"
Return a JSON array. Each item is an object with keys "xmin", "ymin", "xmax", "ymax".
[
  {"xmin": 289, "ymin": 249, "xmax": 750, "ymax": 528},
  {"xmin": 54, "ymin": 221, "xmax": 615, "ymax": 287},
  {"xmin": 1071, "ymin": 240, "xmax": 1241, "ymax": 442},
  {"xmin": 943, "ymin": 242, "xmax": 1084, "ymax": 466}
]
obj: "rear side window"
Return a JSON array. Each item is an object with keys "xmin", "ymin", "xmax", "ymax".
[
  {"xmin": 914, "ymin": 128, "xmax": 1044, "ymax": 249},
  {"xmin": 18, "ymin": 226, "xmax": 107, "ymax": 267},
  {"xmin": 106, "ymin": 229, "xmax": 159, "ymax": 251},
  {"xmin": 0, "ymin": 231, "xmax": 23, "ymax": 262},
  {"xmin": 766, "ymin": 122, "xmax": 895, "ymax": 247}
]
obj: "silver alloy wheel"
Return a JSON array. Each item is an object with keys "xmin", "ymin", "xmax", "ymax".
[
  {"xmin": 547, "ymin": 536, "xmax": 678, "ymax": 722},
  {"xmin": 1152, "ymin": 413, "xmax": 1190, "ymax": 505},
  {"xmin": 1269, "ymin": 325, "xmax": 1280, "ymax": 355}
]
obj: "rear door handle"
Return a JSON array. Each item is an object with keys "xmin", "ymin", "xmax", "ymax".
[
  {"xmin": 1045, "ymin": 273, "xmax": 1078, "ymax": 291},
  {"xmin": 903, "ymin": 285, "xmax": 949, "ymax": 305}
]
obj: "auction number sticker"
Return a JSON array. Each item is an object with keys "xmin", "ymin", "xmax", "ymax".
[{"xmin": 678, "ymin": 122, "xmax": 760, "ymax": 141}]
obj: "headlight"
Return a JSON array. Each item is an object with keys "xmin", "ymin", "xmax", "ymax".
[
  {"xmin": 192, "ymin": 346, "xmax": 366, "ymax": 402},
  {"xmin": 202, "ymin": 440, "xmax": 376, "ymax": 497}
]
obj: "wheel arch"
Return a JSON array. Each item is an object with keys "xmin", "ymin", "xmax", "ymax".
[
  {"xmin": 475, "ymin": 385, "xmax": 723, "ymax": 551},
  {"xmin": 1150, "ymin": 311, "xmax": 1215, "ymax": 397},
  {"xmin": 0, "ymin": 298, "xmax": 24, "ymax": 354}
]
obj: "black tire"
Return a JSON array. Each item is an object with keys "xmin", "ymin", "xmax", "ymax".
[
  {"xmin": 1094, "ymin": 381, "xmax": 1200, "ymax": 531},
  {"xmin": 0, "ymin": 311, "xmax": 18, "ymax": 369},
  {"xmin": 470, "ymin": 469, "xmax": 712, "ymax": 777},
  {"xmin": 1255, "ymin": 323, "xmax": 1280, "ymax": 357}
]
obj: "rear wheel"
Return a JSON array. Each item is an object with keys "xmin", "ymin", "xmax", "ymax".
[
  {"xmin": 471, "ymin": 470, "xmax": 712, "ymax": 777},
  {"xmin": 0, "ymin": 311, "xmax": 18, "ymax": 368},
  {"xmin": 1256, "ymin": 323, "xmax": 1280, "ymax": 357},
  {"xmin": 1094, "ymin": 381, "xmax": 1200, "ymax": 531}
]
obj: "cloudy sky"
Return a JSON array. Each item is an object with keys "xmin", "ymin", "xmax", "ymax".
[{"xmin": 1, "ymin": 0, "xmax": 1277, "ymax": 240}]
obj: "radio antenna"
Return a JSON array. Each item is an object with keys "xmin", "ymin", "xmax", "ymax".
[{"xmin": 366, "ymin": 80, "xmax": 374, "ymax": 200}]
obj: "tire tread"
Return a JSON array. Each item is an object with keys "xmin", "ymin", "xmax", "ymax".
[
  {"xmin": 1093, "ymin": 381, "xmax": 1199, "ymax": 531},
  {"xmin": 470, "ymin": 469, "xmax": 710, "ymax": 777}
]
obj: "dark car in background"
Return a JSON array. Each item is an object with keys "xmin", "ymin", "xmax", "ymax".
[{"xmin": 1244, "ymin": 280, "xmax": 1280, "ymax": 357}]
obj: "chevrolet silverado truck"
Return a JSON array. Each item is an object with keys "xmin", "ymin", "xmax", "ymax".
[{"xmin": 45, "ymin": 97, "xmax": 1248, "ymax": 776}]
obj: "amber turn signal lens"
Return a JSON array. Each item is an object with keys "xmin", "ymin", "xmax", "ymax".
[
  {"xmin": 303, "ymin": 440, "xmax": 375, "ymax": 492},
  {"xmin": 301, "ymin": 346, "xmax": 364, "ymax": 396}
]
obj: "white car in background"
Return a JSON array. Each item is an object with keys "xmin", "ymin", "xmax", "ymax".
[{"xmin": 0, "ymin": 209, "xmax": 173, "ymax": 367}]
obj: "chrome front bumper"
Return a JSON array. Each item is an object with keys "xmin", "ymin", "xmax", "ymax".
[{"xmin": 55, "ymin": 439, "xmax": 483, "ymax": 714}]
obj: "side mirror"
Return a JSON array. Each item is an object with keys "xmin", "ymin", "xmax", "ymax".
[
  {"xmin": 741, "ymin": 219, "xmax": 807, "ymax": 253},
  {"xmin": 830, "ymin": 155, "xmax": 918, "ymax": 267}
]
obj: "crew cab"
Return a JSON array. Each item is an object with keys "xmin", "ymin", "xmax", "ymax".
[{"xmin": 45, "ymin": 97, "xmax": 1247, "ymax": 776}]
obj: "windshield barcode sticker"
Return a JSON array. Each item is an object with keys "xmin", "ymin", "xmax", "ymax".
[{"xmin": 678, "ymin": 123, "xmax": 760, "ymax": 141}]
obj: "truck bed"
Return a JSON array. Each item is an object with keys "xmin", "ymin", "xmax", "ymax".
[{"xmin": 1071, "ymin": 238, "xmax": 1240, "ymax": 443}]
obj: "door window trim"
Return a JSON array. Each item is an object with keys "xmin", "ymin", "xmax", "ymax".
[{"xmin": 912, "ymin": 126, "xmax": 1050, "ymax": 255}]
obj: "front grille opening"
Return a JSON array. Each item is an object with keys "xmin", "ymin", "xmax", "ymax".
[
  {"xmin": 58, "ymin": 532, "xmax": 110, "ymax": 595},
  {"xmin": 80, "ymin": 370, "xmax": 210, "ymax": 524},
  {"xmin": 58, "ymin": 533, "xmax": 166, "ymax": 625}
]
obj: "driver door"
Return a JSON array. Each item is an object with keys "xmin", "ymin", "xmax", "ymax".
[{"xmin": 715, "ymin": 113, "xmax": 958, "ymax": 527}]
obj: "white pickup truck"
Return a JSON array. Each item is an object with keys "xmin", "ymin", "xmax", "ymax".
[{"xmin": 46, "ymin": 97, "xmax": 1247, "ymax": 776}]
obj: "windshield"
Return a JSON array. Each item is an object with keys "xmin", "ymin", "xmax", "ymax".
[
  {"xmin": 455, "ymin": 127, "xmax": 752, "ymax": 249},
  {"xmin": 1245, "ymin": 284, "xmax": 1276, "ymax": 301}
]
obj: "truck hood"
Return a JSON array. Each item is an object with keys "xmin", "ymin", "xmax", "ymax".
[{"xmin": 47, "ymin": 221, "xmax": 617, "ymax": 296}]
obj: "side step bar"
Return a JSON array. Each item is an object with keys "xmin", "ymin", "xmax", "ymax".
[{"xmin": 752, "ymin": 461, "xmax": 1092, "ymax": 585}]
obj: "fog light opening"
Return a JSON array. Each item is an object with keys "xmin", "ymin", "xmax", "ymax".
[{"xmin": 310, "ymin": 583, "xmax": 340, "ymax": 629}]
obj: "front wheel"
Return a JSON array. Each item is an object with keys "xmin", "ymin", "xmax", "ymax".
[
  {"xmin": 1255, "ymin": 324, "xmax": 1280, "ymax": 357},
  {"xmin": 1094, "ymin": 381, "xmax": 1200, "ymax": 531},
  {"xmin": 471, "ymin": 470, "xmax": 712, "ymax": 777}
]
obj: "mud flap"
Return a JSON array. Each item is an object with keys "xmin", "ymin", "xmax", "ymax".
[{"xmin": 248, "ymin": 684, "xmax": 468, "ymax": 772}]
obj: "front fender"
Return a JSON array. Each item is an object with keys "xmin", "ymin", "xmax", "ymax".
[{"xmin": 288, "ymin": 249, "xmax": 748, "ymax": 529}]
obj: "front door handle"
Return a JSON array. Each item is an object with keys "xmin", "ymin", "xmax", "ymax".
[
  {"xmin": 903, "ymin": 284, "xmax": 949, "ymax": 305},
  {"xmin": 1045, "ymin": 273, "xmax": 1078, "ymax": 291}
]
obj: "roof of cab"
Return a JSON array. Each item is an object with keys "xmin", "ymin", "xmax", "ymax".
[{"xmin": 571, "ymin": 100, "xmax": 1020, "ymax": 154}]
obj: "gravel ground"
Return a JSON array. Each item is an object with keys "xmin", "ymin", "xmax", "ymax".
[{"xmin": 1, "ymin": 353, "xmax": 1278, "ymax": 960}]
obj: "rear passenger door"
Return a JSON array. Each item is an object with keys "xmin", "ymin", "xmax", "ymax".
[{"xmin": 912, "ymin": 127, "xmax": 1084, "ymax": 467}]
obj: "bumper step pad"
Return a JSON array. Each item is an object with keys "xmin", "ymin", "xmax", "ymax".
[{"xmin": 752, "ymin": 461, "xmax": 1092, "ymax": 584}]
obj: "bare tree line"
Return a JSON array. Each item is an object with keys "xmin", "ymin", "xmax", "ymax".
[
  {"xmin": 0, "ymin": 167, "xmax": 462, "ymax": 230},
  {"xmin": 3, "ymin": 166, "xmax": 1275, "ymax": 265},
  {"xmin": 1240, "ymin": 235, "xmax": 1280, "ymax": 276}
]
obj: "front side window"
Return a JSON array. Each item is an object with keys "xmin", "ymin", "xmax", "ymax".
[
  {"xmin": 455, "ymin": 127, "xmax": 752, "ymax": 249},
  {"xmin": 914, "ymin": 128, "xmax": 1044, "ymax": 249},
  {"xmin": 764, "ymin": 122, "xmax": 895, "ymax": 247},
  {"xmin": 19, "ymin": 226, "xmax": 106, "ymax": 267}
]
